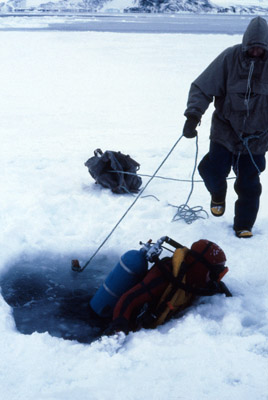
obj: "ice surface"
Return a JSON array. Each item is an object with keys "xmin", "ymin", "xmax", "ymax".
[{"xmin": 0, "ymin": 20, "xmax": 268, "ymax": 400}]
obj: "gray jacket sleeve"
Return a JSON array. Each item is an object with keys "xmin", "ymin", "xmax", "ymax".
[{"xmin": 184, "ymin": 48, "xmax": 230, "ymax": 120}]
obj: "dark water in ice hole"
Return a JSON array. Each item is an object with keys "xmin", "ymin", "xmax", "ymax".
[{"xmin": 0, "ymin": 252, "xmax": 119, "ymax": 344}]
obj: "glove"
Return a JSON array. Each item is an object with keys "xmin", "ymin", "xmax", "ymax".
[{"xmin": 183, "ymin": 115, "xmax": 200, "ymax": 138}]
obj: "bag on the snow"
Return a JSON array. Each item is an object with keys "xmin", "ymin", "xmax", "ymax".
[{"xmin": 85, "ymin": 148, "xmax": 142, "ymax": 194}]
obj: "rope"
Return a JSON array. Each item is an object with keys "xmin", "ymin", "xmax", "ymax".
[
  {"xmin": 237, "ymin": 60, "xmax": 268, "ymax": 175},
  {"xmin": 244, "ymin": 60, "xmax": 255, "ymax": 118},
  {"xmin": 78, "ymin": 134, "xmax": 185, "ymax": 271},
  {"xmin": 170, "ymin": 204, "xmax": 209, "ymax": 224},
  {"xmin": 108, "ymin": 170, "xmax": 235, "ymax": 183},
  {"xmin": 119, "ymin": 185, "xmax": 160, "ymax": 201},
  {"xmin": 241, "ymin": 136, "xmax": 263, "ymax": 174},
  {"xmin": 170, "ymin": 135, "xmax": 209, "ymax": 224}
]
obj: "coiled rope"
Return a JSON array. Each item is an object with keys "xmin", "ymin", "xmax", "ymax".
[{"xmin": 169, "ymin": 135, "xmax": 209, "ymax": 224}]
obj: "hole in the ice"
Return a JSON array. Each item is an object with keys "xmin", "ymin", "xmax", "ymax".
[{"xmin": 0, "ymin": 251, "xmax": 118, "ymax": 344}]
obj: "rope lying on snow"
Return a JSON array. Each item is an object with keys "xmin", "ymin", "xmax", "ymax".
[
  {"xmin": 110, "ymin": 136, "xmax": 217, "ymax": 223},
  {"xmin": 169, "ymin": 135, "xmax": 209, "ymax": 224},
  {"xmin": 110, "ymin": 171, "xmax": 236, "ymax": 184}
]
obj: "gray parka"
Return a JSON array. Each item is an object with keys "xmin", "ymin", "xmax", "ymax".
[{"xmin": 185, "ymin": 16, "xmax": 268, "ymax": 155}]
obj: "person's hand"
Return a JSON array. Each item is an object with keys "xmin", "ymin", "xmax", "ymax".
[{"xmin": 183, "ymin": 115, "xmax": 200, "ymax": 138}]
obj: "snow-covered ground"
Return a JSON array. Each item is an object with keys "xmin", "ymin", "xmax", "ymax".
[
  {"xmin": 1, "ymin": 0, "xmax": 268, "ymax": 13},
  {"xmin": 212, "ymin": 0, "xmax": 267, "ymax": 7},
  {"xmin": 0, "ymin": 23, "xmax": 268, "ymax": 400},
  {"xmin": 103, "ymin": 0, "xmax": 135, "ymax": 11}
]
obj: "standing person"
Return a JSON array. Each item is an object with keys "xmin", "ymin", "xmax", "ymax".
[{"xmin": 183, "ymin": 16, "xmax": 268, "ymax": 238}]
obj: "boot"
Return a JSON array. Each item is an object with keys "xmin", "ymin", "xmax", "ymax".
[{"xmin": 210, "ymin": 198, "xmax": 225, "ymax": 217}]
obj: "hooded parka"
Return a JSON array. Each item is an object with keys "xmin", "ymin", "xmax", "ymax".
[{"xmin": 185, "ymin": 16, "xmax": 268, "ymax": 155}]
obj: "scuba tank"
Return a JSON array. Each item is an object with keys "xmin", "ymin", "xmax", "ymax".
[
  {"xmin": 90, "ymin": 236, "xmax": 182, "ymax": 318},
  {"xmin": 90, "ymin": 249, "xmax": 148, "ymax": 318}
]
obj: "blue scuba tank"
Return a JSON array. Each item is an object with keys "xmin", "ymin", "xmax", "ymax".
[{"xmin": 90, "ymin": 249, "xmax": 148, "ymax": 318}]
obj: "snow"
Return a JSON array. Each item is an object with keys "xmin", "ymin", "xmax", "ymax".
[
  {"xmin": 103, "ymin": 0, "xmax": 135, "ymax": 11},
  {"xmin": 14, "ymin": 0, "xmax": 136, "ymax": 12},
  {"xmin": 211, "ymin": 0, "xmax": 267, "ymax": 7},
  {"xmin": 1, "ymin": 23, "xmax": 268, "ymax": 400},
  {"xmin": 24, "ymin": 0, "xmax": 43, "ymax": 8},
  {"xmin": 1, "ymin": 0, "xmax": 268, "ymax": 13}
]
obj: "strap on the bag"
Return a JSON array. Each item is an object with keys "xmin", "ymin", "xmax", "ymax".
[{"xmin": 156, "ymin": 256, "xmax": 229, "ymax": 297}]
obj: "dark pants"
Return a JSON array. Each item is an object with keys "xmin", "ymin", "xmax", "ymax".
[{"xmin": 198, "ymin": 142, "xmax": 266, "ymax": 230}]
